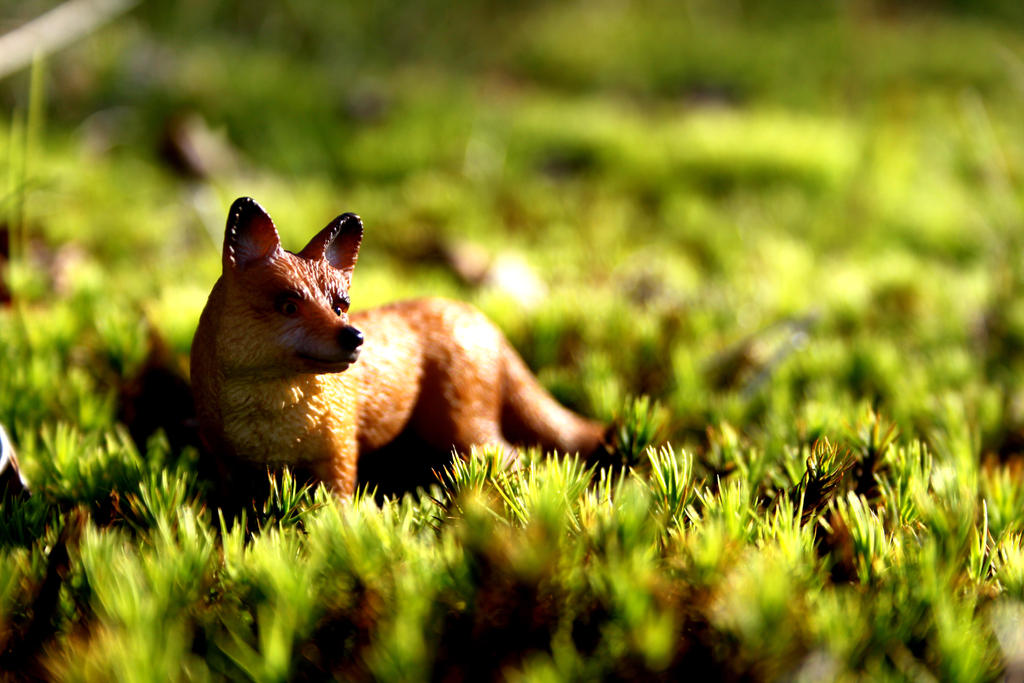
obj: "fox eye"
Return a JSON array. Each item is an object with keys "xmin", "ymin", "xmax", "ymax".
[
  {"xmin": 275, "ymin": 293, "xmax": 302, "ymax": 316},
  {"xmin": 332, "ymin": 294, "xmax": 350, "ymax": 316}
]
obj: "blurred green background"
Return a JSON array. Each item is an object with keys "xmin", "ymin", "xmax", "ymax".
[{"xmin": 5, "ymin": 0, "xmax": 1024, "ymax": 454}]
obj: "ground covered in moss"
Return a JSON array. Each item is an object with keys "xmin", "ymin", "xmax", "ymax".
[{"xmin": 4, "ymin": 1, "xmax": 1024, "ymax": 679}]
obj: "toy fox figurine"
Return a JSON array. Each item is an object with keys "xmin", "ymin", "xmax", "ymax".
[{"xmin": 191, "ymin": 197, "xmax": 606, "ymax": 496}]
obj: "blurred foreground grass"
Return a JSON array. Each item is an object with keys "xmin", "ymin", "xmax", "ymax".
[{"xmin": 4, "ymin": 0, "xmax": 1024, "ymax": 679}]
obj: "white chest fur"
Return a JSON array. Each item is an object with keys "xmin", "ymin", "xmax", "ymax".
[{"xmin": 220, "ymin": 373, "xmax": 357, "ymax": 464}]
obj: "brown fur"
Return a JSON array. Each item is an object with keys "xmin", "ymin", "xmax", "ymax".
[{"xmin": 191, "ymin": 198, "xmax": 605, "ymax": 495}]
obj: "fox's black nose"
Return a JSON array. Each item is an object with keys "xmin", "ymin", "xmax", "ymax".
[{"xmin": 339, "ymin": 325, "xmax": 364, "ymax": 351}]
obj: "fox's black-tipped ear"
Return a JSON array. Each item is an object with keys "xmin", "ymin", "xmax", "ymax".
[
  {"xmin": 298, "ymin": 213, "xmax": 363, "ymax": 278},
  {"xmin": 224, "ymin": 197, "xmax": 281, "ymax": 270}
]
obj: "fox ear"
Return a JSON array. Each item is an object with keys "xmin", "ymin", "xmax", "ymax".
[
  {"xmin": 299, "ymin": 213, "xmax": 363, "ymax": 279},
  {"xmin": 224, "ymin": 197, "xmax": 281, "ymax": 270}
]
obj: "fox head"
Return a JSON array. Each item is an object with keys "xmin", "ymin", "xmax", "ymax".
[{"xmin": 214, "ymin": 197, "xmax": 365, "ymax": 375}]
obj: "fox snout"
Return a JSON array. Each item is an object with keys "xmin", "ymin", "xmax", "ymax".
[
  {"xmin": 339, "ymin": 325, "xmax": 364, "ymax": 352},
  {"xmin": 336, "ymin": 325, "xmax": 363, "ymax": 364}
]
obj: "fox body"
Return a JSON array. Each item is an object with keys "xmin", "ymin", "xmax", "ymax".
[{"xmin": 191, "ymin": 197, "xmax": 605, "ymax": 495}]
